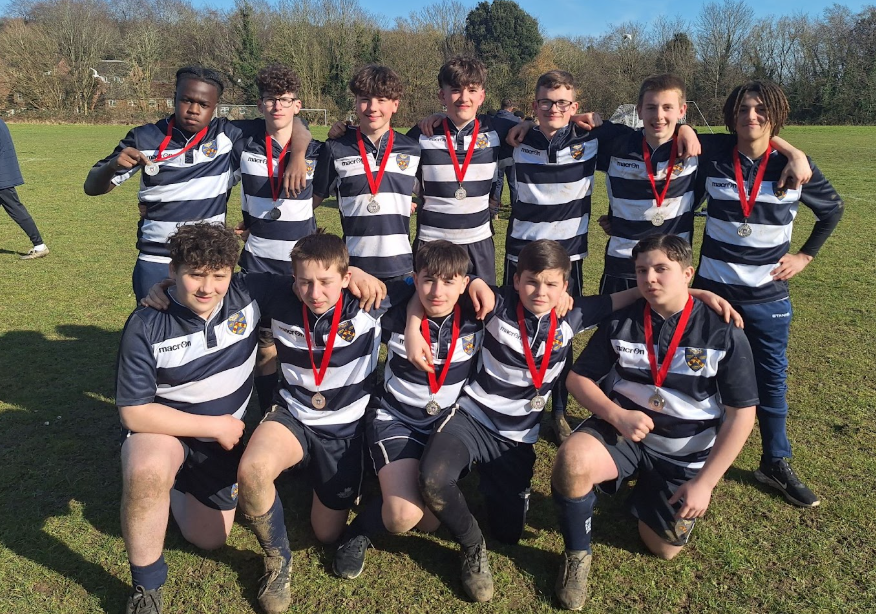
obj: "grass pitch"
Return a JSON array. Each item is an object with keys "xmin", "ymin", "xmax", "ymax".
[{"xmin": 0, "ymin": 124, "xmax": 874, "ymax": 613}]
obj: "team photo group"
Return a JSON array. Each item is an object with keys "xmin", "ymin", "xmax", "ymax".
[{"xmin": 81, "ymin": 54, "xmax": 843, "ymax": 614}]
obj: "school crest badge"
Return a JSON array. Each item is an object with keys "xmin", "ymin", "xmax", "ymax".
[
  {"xmin": 396, "ymin": 153, "xmax": 410, "ymax": 171},
  {"xmin": 476, "ymin": 134, "xmax": 489, "ymax": 149},
  {"xmin": 337, "ymin": 320, "xmax": 356, "ymax": 342},
  {"xmin": 552, "ymin": 328, "xmax": 565, "ymax": 351},
  {"xmin": 228, "ymin": 311, "xmax": 248, "ymax": 335},
  {"xmin": 201, "ymin": 140, "xmax": 218, "ymax": 158},
  {"xmin": 672, "ymin": 159, "xmax": 685, "ymax": 176},
  {"xmin": 305, "ymin": 159, "xmax": 315, "ymax": 175},
  {"xmin": 685, "ymin": 347, "xmax": 706, "ymax": 372},
  {"xmin": 773, "ymin": 184, "xmax": 787, "ymax": 200},
  {"xmin": 462, "ymin": 334, "xmax": 476, "ymax": 356},
  {"xmin": 571, "ymin": 143, "xmax": 584, "ymax": 160}
]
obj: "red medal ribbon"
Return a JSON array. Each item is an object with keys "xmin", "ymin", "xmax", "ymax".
[
  {"xmin": 302, "ymin": 294, "xmax": 344, "ymax": 390},
  {"xmin": 732, "ymin": 142, "xmax": 772, "ymax": 219},
  {"xmin": 516, "ymin": 302, "xmax": 557, "ymax": 390},
  {"xmin": 642, "ymin": 136, "xmax": 679, "ymax": 208},
  {"xmin": 644, "ymin": 296, "xmax": 694, "ymax": 389},
  {"xmin": 356, "ymin": 128, "xmax": 395, "ymax": 200},
  {"xmin": 265, "ymin": 134, "xmax": 291, "ymax": 202},
  {"xmin": 442, "ymin": 118, "xmax": 480, "ymax": 186},
  {"xmin": 154, "ymin": 117, "xmax": 208, "ymax": 163},
  {"xmin": 420, "ymin": 305, "xmax": 461, "ymax": 396}
]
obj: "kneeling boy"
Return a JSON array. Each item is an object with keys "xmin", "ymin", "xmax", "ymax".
[
  {"xmin": 551, "ymin": 235, "xmax": 758, "ymax": 610},
  {"xmin": 115, "ymin": 223, "xmax": 258, "ymax": 613}
]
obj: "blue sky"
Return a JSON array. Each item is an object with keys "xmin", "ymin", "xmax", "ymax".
[{"xmin": 195, "ymin": 0, "xmax": 872, "ymax": 38}]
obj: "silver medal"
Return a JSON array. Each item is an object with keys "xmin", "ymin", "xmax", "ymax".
[
  {"xmin": 366, "ymin": 197, "xmax": 380, "ymax": 214},
  {"xmin": 144, "ymin": 163, "xmax": 159, "ymax": 176},
  {"xmin": 648, "ymin": 390, "xmax": 665, "ymax": 411},
  {"xmin": 531, "ymin": 395, "xmax": 546, "ymax": 411},
  {"xmin": 737, "ymin": 222, "xmax": 752, "ymax": 238},
  {"xmin": 425, "ymin": 399, "xmax": 442, "ymax": 416},
  {"xmin": 455, "ymin": 186, "xmax": 467, "ymax": 200},
  {"xmin": 312, "ymin": 392, "xmax": 326, "ymax": 410},
  {"xmin": 651, "ymin": 211, "xmax": 665, "ymax": 226},
  {"xmin": 268, "ymin": 207, "xmax": 282, "ymax": 220}
]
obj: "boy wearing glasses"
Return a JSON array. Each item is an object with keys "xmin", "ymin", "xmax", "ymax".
[{"xmin": 233, "ymin": 64, "xmax": 323, "ymax": 413}]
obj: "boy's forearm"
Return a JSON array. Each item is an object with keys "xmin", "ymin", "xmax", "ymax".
[
  {"xmin": 290, "ymin": 117, "xmax": 312, "ymax": 157},
  {"xmin": 609, "ymin": 287, "xmax": 641, "ymax": 312},
  {"xmin": 119, "ymin": 402, "xmax": 222, "ymax": 440},
  {"xmin": 770, "ymin": 136, "xmax": 804, "ymax": 160},
  {"xmin": 566, "ymin": 372, "xmax": 623, "ymax": 425},
  {"xmin": 84, "ymin": 161, "xmax": 117, "ymax": 195},
  {"xmin": 692, "ymin": 405, "xmax": 756, "ymax": 489}
]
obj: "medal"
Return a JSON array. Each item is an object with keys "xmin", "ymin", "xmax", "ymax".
[
  {"xmin": 420, "ymin": 305, "xmax": 461, "ymax": 417},
  {"xmin": 517, "ymin": 301, "xmax": 557, "ymax": 411},
  {"xmin": 150, "ymin": 117, "xmax": 208, "ymax": 172},
  {"xmin": 643, "ymin": 296, "xmax": 694, "ymax": 413},
  {"xmin": 642, "ymin": 135, "xmax": 678, "ymax": 228},
  {"xmin": 269, "ymin": 207, "xmax": 282, "ymax": 220},
  {"xmin": 357, "ymin": 127, "xmax": 394, "ymax": 212},
  {"xmin": 732, "ymin": 143, "xmax": 771, "ymax": 240},
  {"xmin": 265, "ymin": 132, "xmax": 291, "ymax": 203},
  {"xmin": 443, "ymin": 118, "xmax": 479, "ymax": 203},
  {"xmin": 302, "ymin": 294, "xmax": 344, "ymax": 411},
  {"xmin": 425, "ymin": 399, "xmax": 442, "ymax": 416}
]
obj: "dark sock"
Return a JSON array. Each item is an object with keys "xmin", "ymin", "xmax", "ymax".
[
  {"xmin": 130, "ymin": 554, "xmax": 168, "ymax": 591},
  {"xmin": 344, "ymin": 496, "xmax": 387, "ymax": 541},
  {"xmin": 553, "ymin": 488, "xmax": 596, "ymax": 553},
  {"xmin": 459, "ymin": 515, "xmax": 484, "ymax": 552},
  {"xmin": 254, "ymin": 373, "xmax": 277, "ymax": 414},
  {"xmin": 245, "ymin": 491, "xmax": 292, "ymax": 561}
]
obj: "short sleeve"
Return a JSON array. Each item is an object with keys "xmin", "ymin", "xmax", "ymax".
[
  {"xmin": 715, "ymin": 325, "xmax": 760, "ymax": 408},
  {"xmin": 115, "ymin": 312, "xmax": 158, "ymax": 407}
]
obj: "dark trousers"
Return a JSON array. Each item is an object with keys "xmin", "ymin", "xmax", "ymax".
[{"xmin": 0, "ymin": 186, "xmax": 43, "ymax": 246}]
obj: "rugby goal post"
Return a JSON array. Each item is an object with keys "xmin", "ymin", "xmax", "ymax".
[{"xmin": 609, "ymin": 101, "xmax": 714, "ymax": 134}]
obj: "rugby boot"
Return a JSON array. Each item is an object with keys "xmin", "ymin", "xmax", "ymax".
[
  {"xmin": 257, "ymin": 555, "xmax": 292, "ymax": 614},
  {"xmin": 460, "ymin": 537, "xmax": 494, "ymax": 602},
  {"xmin": 555, "ymin": 550, "xmax": 592, "ymax": 610}
]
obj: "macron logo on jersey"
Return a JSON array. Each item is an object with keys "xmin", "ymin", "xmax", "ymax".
[
  {"xmin": 616, "ymin": 161, "xmax": 639, "ymax": 169},
  {"xmin": 158, "ymin": 340, "xmax": 192, "ymax": 353}
]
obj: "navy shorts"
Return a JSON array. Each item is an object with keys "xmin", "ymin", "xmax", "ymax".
[
  {"xmin": 576, "ymin": 416, "xmax": 699, "ymax": 546},
  {"xmin": 366, "ymin": 409, "xmax": 431, "ymax": 473},
  {"xmin": 598, "ymin": 273, "xmax": 637, "ymax": 296},
  {"xmin": 262, "ymin": 407, "xmax": 364, "ymax": 511}
]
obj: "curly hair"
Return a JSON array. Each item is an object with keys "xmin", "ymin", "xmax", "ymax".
[
  {"xmin": 168, "ymin": 223, "xmax": 239, "ymax": 271},
  {"xmin": 632, "ymin": 234, "xmax": 693, "ymax": 269},
  {"xmin": 349, "ymin": 65, "xmax": 403, "ymax": 100},
  {"xmin": 290, "ymin": 231, "xmax": 349, "ymax": 277},
  {"xmin": 257, "ymin": 64, "xmax": 302, "ymax": 98},
  {"xmin": 438, "ymin": 56, "xmax": 487, "ymax": 89},
  {"xmin": 723, "ymin": 81, "xmax": 789, "ymax": 137},
  {"xmin": 175, "ymin": 66, "xmax": 225, "ymax": 98}
]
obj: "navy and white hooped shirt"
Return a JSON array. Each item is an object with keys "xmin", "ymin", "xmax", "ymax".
[
  {"xmin": 459, "ymin": 286, "xmax": 613, "ymax": 443},
  {"xmin": 573, "ymin": 298, "xmax": 759, "ymax": 469},
  {"xmin": 312, "ymin": 127, "xmax": 420, "ymax": 279},
  {"xmin": 234, "ymin": 120, "xmax": 322, "ymax": 274},
  {"xmin": 597, "ymin": 128, "xmax": 699, "ymax": 280},
  {"xmin": 409, "ymin": 115, "xmax": 517, "ymax": 245},
  {"xmin": 96, "ymin": 116, "xmax": 241, "ymax": 263},
  {"xmin": 693, "ymin": 142, "xmax": 843, "ymax": 305},
  {"xmin": 507, "ymin": 122, "xmax": 629, "ymax": 262},
  {"xmin": 378, "ymin": 299, "xmax": 483, "ymax": 432},
  {"xmin": 115, "ymin": 276, "xmax": 262, "ymax": 440}
]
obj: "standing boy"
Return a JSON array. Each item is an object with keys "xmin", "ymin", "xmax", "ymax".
[
  {"xmin": 84, "ymin": 66, "xmax": 310, "ymax": 301},
  {"xmin": 115, "ymin": 223, "xmax": 259, "ymax": 614},
  {"xmin": 0, "ymin": 117, "xmax": 49, "ymax": 259},
  {"xmin": 552, "ymin": 235, "xmax": 758, "ymax": 610},
  {"xmin": 312, "ymin": 65, "xmax": 420, "ymax": 281},
  {"xmin": 489, "ymin": 98, "xmax": 522, "ymax": 218},
  {"xmin": 693, "ymin": 81, "xmax": 844, "ymax": 507},
  {"xmin": 233, "ymin": 64, "xmax": 323, "ymax": 413}
]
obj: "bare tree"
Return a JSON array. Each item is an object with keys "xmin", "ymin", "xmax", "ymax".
[{"xmin": 695, "ymin": 0, "xmax": 754, "ymax": 102}]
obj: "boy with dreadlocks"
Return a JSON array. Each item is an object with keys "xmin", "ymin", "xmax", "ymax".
[{"xmin": 693, "ymin": 80, "xmax": 844, "ymax": 508}]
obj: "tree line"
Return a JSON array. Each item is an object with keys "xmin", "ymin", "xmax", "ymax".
[{"xmin": 0, "ymin": 0, "xmax": 874, "ymax": 126}]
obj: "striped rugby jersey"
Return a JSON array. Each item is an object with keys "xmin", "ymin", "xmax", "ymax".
[
  {"xmin": 409, "ymin": 115, "xmax": 517, "ymax": 245},
  {"xmin": 312, "ymin": 127, "xmax": 420, "ymax": 279},
  {"xmin": 378, "ymin": 300, "xmax": 483, "ymax": 431},
  {"xmin": 693, "ymin": 143, "xmax": 843, "ymax": 305},
  {"xmin": 598, "ymin": 128, "xmax": 699, "ymax": 279},
  {"xmin": 573, "ymin": 298, "xmax": 759, "ymax": 469},
  {"xmin": 253, "ymin": 278, "xmax": 413, "ymax": 439},
  {"xmin": 97, "ymin": 116, "xmax": 241, "ymax": 263},
  {"xmin": 459, "ymin": 286, "xmax": 612, "ymax": 443},
  {"xmin": 507, "ymin": 121, "xmax": 629, "ymax": 262},
  {"xmin": 115, "ymin": 275, "xmax": 261, "ymax": 440},
  {"xmin": 233, "ymin": 120, "xmax": 322, "ymax": 275}
]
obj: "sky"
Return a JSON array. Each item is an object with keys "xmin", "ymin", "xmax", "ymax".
[{"xmin": 192, "ymin": 0, "xmax": 872, "ymax": 38}]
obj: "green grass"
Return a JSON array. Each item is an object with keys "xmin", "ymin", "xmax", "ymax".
[{"xmin": 0, "ymin": 124, "xmax": 874, "ymax": 613}]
